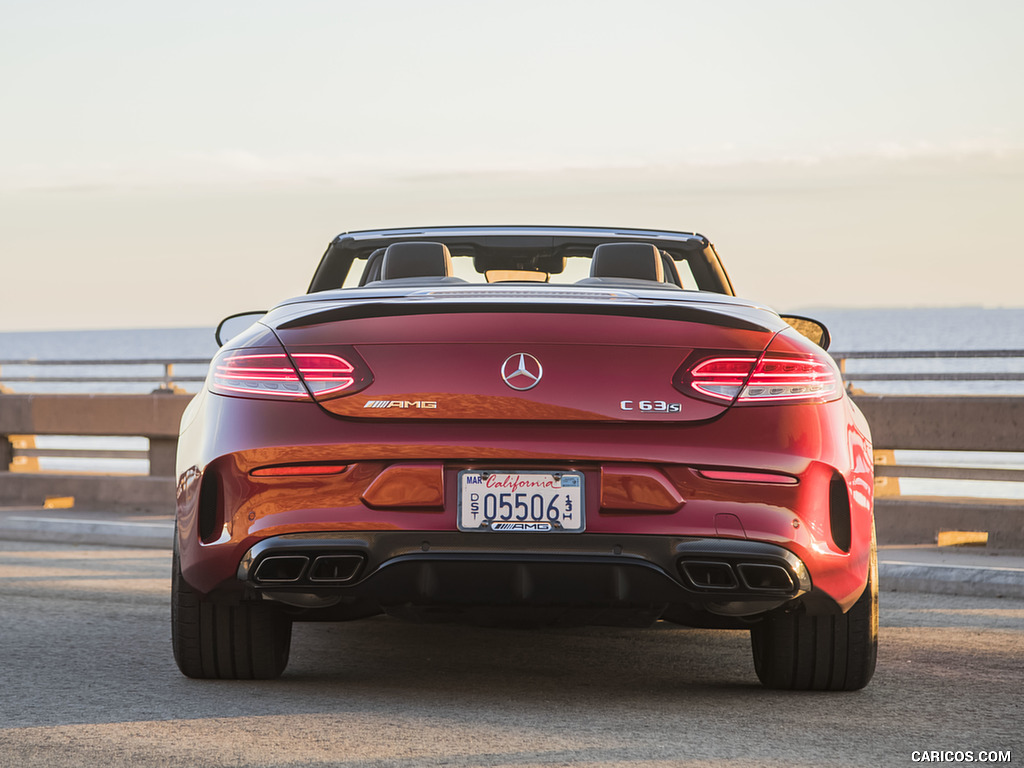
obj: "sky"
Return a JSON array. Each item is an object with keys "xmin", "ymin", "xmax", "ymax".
[{"xmin": 2, "ymin": 0, "xmax": 1022, "ymax": 331}]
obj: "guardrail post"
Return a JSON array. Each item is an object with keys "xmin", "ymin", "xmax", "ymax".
[
  {"xmin": 148, "ymin": 437, "xmax": 177, "ymax": 477},
  {"xmin": 872, "ymin": 449, "xmax": 900, "ymax": 497},
  {"xmin": 1, "ymin": 435, "xmax": 12, "ymax": 472}
]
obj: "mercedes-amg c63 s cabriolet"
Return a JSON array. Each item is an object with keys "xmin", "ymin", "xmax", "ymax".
[{"xmin": 173, "ymin": 226, "xmax": 877, "ymax": 689}]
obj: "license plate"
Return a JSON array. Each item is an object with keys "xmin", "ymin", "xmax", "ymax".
[{"xmin": 457, "ymin": 470, "xmax": 585, "ymax": 532}]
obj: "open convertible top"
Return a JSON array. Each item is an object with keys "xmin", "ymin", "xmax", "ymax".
[{"xmin": 307, "ymin": 225, "xmax": 737, "ymax": 295}]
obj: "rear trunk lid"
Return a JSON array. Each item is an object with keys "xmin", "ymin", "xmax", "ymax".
[{"xmin": 270, "ymin": 293, "xmax": 780, "ymax": 423}]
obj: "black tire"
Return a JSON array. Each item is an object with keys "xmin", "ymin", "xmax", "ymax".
[
  {"xmin": 172, "ymin": 541, "xmax": 292, "ymax": 680},
  {"xmin": 750, "ymin": 547, "xmax": 878, "ymax": 691}
]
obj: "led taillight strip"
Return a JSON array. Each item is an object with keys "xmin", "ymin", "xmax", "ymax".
[
  {"xmin": 212, "ymin": 353, "xmax": 356, "ymax": 398},
  {"xmin": 687, "ymin": 355, "xmax": 838, "ymax": 404}
]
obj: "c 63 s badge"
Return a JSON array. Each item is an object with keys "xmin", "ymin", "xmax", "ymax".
[
  {"xmin": 620, "ymin": 400, "xmax": 682, "ymax": 413},
  {"xmin": 364, "ymin": 400, "xmax": 438, "ymax": 409}
]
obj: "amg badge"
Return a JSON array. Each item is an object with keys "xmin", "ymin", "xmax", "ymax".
[
  {"xmin": 363, "ymin": 400, "xmax": 438, "ymax": 409},
  {"xmin": 490, "ymin": 522, "xmax": 554, "ymax": 531}
]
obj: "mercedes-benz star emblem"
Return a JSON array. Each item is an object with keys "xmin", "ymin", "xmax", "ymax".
[{"xmin": 501, "ymin": 353, "xmax": 543, "ymax": 391}]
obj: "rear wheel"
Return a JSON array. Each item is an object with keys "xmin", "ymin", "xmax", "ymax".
[
  {"xmin": 750, "ymin": 548, "xmax": 877, "ymax": 691},
  {"xmin": 172, "ymin": 540, "xmax": 292, "ymax": 680}
]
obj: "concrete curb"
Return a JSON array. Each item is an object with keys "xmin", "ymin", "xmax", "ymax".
[
  {"xmin": 0, "ymin": 513, "xmax": 173, "ymax": 549},
  {"xmin": 879, "ymin": 559, "xmax": 1024, "ymax": 599}
]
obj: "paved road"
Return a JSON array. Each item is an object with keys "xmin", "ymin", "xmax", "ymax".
[{"xmin": 0, "ymin": 540, "xmax": 1021, "ymax": 768}]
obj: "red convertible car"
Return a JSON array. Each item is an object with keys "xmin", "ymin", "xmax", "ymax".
[{"xmin": 173, "ymin": 226, "xmax": 877, "ymax": 690}]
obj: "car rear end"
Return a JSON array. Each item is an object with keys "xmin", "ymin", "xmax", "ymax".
[{"xmin": 174, "ymin": 288, "xmax": 874, "ymax": 688}]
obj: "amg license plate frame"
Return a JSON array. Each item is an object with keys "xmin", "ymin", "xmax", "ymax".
[{"xmin": 457, "ymin": 470, "xmax": 585, "ymax": 532}]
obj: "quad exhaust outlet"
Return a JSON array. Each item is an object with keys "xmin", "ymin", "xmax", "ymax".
[
  {"xmin": 677, "ymin": 559, "xmax": 797, "ymax": 593},
  {"xmin": 250, "ymin": 553, "xmax": 366, "ymax": 585}
]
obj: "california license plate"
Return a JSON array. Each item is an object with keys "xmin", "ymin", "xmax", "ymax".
[{"xmin": 457, "ymin": 470, "xmax": 585, "ymax": 532}]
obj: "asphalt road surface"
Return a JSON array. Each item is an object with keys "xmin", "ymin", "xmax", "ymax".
[{"xmin": 1, "ymin": 540, "xmax": 1021, "ymax": 768}]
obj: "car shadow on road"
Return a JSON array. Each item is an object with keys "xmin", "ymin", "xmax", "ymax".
[{"xmin": 284, "ymin": 616, "xmax": 761, "ymax": 697}]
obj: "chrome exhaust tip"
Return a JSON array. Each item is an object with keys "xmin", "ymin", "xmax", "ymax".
[
  {"xmin": 252, "ymin": 555, "xmax": 309, "ymax": 583},
  {"xmin": 679, "ymin": 560, "xmax": 739, "ymax": 590},
  {"xmin": 737, "ymin": 563, "xmax": 796, "ymax": 592},
  {"xmin": 308, "ymin": 554, "xmax": 365, "ymax": 583}
]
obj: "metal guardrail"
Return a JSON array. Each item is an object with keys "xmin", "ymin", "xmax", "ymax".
[
  {"xmin": 832, "ymin": 349, "xmax": 1024, "ymax": 383},
  {"xmin": 835, "ymin": 350, "xmax": 1024, "ymax": 359},
  {"xmin": 0, "ymin": 358, "xmax": 210, "ymax": 389}
]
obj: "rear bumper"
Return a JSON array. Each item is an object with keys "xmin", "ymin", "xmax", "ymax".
[
  {"xmin": 226, "ymin": 531, "xmax": 836, "ymax": 623},
  {"xmin": 176, "ymin": 393, "xmax": 874, "ymax": 615}
]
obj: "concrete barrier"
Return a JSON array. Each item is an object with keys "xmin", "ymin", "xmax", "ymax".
[
  {"xmin": 1, "ymin": 392, "xmax": 1021, "ymax": 546},
  {"xmin": 851, "ymin": 395, "xmax": 1024, "ymax": 452},
  {"xmin": 852, "ymin": 395, "xmax": 1023, "ymax": 548},
  {"xmin": 0, "ymin": 393, "xmax": 191, "ymax": 510}
]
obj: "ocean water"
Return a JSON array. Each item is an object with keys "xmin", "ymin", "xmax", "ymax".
[
  {"xmin": 806, "ymin": 306, "xmax": 1024, "ymax": 352},
  {"xmin": 1, "ymin": 307, "xmax": 1022, "ymax": 498},
  {"xmin": 0, "ymin": 326, "xmax": 218, "ymax": 395},
  {"xmin": 807, "ymin": 306, "xmax": 1024, "ymax": 397}
]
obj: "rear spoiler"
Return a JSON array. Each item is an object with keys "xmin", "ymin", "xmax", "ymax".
[{"xmin": 276, "ymin": 300, "xmax": 773, "ymax": 333}]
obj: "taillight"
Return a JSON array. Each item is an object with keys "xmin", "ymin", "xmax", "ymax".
[
  {"xmin": 210, "ymin": 350, "xmax": 371, "ymax": 400},
  {"xmin": 681, "ymin": 354, "xmax": 840, "ymax": 405}
]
